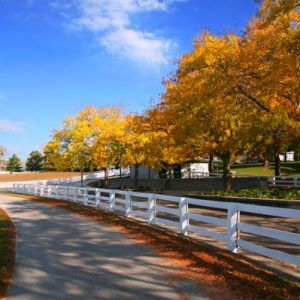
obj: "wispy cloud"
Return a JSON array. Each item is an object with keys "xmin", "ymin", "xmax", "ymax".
[
  {"xmin": 101, "ymin": 28, "xmax": 172, "ymax": 65},
  {"xmin": 0, "ymin": 120, "xmax": 26, "ymax": 134},
  {"xmin": 51, "ymin": 0, "xmax": 183, "ymax": 67}
]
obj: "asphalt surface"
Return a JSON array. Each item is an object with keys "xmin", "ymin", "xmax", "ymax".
[{"xmin": 0, "ymin": 195, "xmax": 208, "ymax": 300}]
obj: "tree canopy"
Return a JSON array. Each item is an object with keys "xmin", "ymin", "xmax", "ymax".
[
  {"xmin": 5, "ymin": 154, "xmax": 22, "ymax": 173},
  {"xmin": 43, "ymin": 0, "xmax": 300, "ymax": 190},
  {"xmin": 26, "ymin": 151, "xmax": 44, "ymax": 172}
]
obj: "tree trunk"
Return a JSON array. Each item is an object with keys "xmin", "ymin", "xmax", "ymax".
[
  {"xmin": 104, "ymin": 167, "xmax": 109, "ymax": 188},
  {"xmin": 274, "ymin": 153, "xmax": 280, "ymax": 176},
  {"xmin": 134, "ymin": 164, "xmax": 140, "ymax": 189},
  {"xmin": 262, "ymin": 156, "xmax": 269, "ymax": 168},
  {"xmin": 119, "ymin": 167, "xmax": 122, "ymax": 178},
  {"xmin": 222, "ymin": 151, "xmax": 231, "ymax": 192},
  {"xmin": 148, "ymin": 167, "xmax": 151, "ymax": 180},
  {"xmin": 209, "ymin": 154, "xmax": 214, "ymax": 174}
]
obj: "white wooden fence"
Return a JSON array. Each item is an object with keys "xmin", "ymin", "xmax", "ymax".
[
  {"xmin": 48, "ymin": 168, "xmax": 130, "ymax": 185},
  {"xmin": 269, "ymin": 176, "xmax": 300, "ymax": 189},
  {"xmin": 12, "ymin": 183, "xmax": 300, "ymax": 266}
]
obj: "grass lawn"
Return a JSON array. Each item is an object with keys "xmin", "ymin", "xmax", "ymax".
[
  {"xmin": 6, "ymin": 193, "xmax": 300, "ymax": 300},
  {"xmin": 0, "ymin": 208, "xmax": 15, "ymax": 299},
  {"xmin": 231, "ymin": 161, "xmax": 300, "ymax": 176},
  {"xmin": 0, "ymin": 172, "xmax": 88, "ymax": 182}
]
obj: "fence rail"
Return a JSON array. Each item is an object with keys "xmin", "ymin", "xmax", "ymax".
[
  {"xmin": 48, "ymin": 168, "xmax": 130, "ymax": 185},
  {"xmin": 268, "ymin": 176, "xmax": 300, "ymax": 189},
  {"xmin": 12, "ymin": 183, "xmax": 300, "ymax": 266}
]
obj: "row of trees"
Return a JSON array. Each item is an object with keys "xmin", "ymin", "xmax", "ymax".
[
  {"xmin": 0, "ymin": 149, "xmax": 44, "ymax": 173},
  {"xmin": 41, "ymin": 0, "xmax": 299, "ymax": 190}
]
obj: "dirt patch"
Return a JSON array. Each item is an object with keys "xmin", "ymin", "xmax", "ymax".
[
  {"xmin": 7, "ymin": 194, "xmax": 300, "ymax": 300},
  {"xmin": 0, "ymin": 172, "xmax": 87, "ymax": 182},
  {"xmin": 0, "ymin": 208, "xmax": 15, "ymax": 299}
]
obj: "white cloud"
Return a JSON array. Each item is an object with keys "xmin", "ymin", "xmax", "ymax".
[
  {"xmin": 64, "ymin": 0, "xmax": 183, "ymax": 67},
  {"xmin": 101, "ymin": 28, "xmax": 172, "ymax": 65},
  {"xmin": 0, "ymin": 120, "xmax": 26, "ymax": 134}
]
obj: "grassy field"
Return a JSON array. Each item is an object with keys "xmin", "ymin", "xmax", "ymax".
[
  {"xmin": 0, "ymin": 172, "xmax": 87, "ymax": 182},
  {"xmin": 231, "ymin": 162, "xmax": 300, "ymax": 176},
  {"xmin": 0, "ymin": 208, "xmax": 15, "ymax": 299}
]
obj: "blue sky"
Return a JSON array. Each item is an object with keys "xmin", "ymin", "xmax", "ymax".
[{"xmin": 0, "ymin": 0, "xmax": 260, "ymax": 159}]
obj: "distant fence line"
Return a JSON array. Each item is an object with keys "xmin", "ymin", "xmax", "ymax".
[
  {"xmin": 12, "ymin": 183, "xmax": 300, "ymax": 267},
  {"xmin": 156, "ymin": 172, "xmax": 300, "ymax": 189},
  {"xmin": 47, "ymin": 168, "xmax": 130, "ymax": 185}
]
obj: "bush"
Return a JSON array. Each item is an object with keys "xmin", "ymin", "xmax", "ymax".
[{"xmin": 200, "ymin": 189, "xmax": 300, "ymax": 200}]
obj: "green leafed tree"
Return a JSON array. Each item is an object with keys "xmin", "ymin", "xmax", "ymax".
[
  {"xmin": 5, "ymin": 154, "xmax": 22, "ymax": 173},
  {"xmin": 26, "ymin": 151, "xmax": 44, "ymax": 172}
]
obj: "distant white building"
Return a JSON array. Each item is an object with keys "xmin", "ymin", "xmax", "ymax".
[
  {"xmin": 130, "ymin": 162, "xmax": 210, "ymax": 180},
  {"xmin": 130, "ymin": 166, "xmax": 158, "ymax": 180},
  {"xmin": 181, "ymin": 163, "xmax": 209, "ymax": 178},
  {"xmin": 279, "ymin": 151, "xmax": 294, "ymax": 162}
]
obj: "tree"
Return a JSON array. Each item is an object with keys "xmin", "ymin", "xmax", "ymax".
[
  {"xmin": 65, "ymin": 108, "xmax": 96, "ymax": 187},
  {"xmin": 159, "ymin": 33, "xmax": 249, "ymax": 191},
  {"xmin": 92, "ymin": 107, "xmax": 126, "ymax": 187},
  {"xmin": 5, "ymin": 154, "xmax": 22, "ymax": 173},
  {"xmin": 0, "ymin": 146, "xmax": 6, "ymax": 170},
  {"xmin": 231, "ymin": 0, "xmax": 300, "ymax": 175},
  {"xmin": 43, "ymin": 138, "xmax": 70, "ymax": 171},
  {"xmin": 43, "ymin": 106, "xmax": 125, "ymax": 188},
  {"xmin": 122, "ymin": 114, "xmax": 159, "ymax": 188},
  {"xmin": 26, "ymin": 151, "xmax": 44, "ymax": 172}
]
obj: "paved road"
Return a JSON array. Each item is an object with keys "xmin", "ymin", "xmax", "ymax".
[{"xmin": 0, "ymin": 195, "xmax": 208, "ymax": 300}]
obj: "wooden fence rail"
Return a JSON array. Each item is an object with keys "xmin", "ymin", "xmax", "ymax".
[
  {"xmin": 268, "ymin": 176, "xmax": 300, "ymax": 188},
  {"xmin": 12, "ymin": 183, "xmax": 300, "ymax": 266}
]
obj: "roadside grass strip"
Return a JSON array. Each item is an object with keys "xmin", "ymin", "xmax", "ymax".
[
  {"xmin": 0, "ymin": 208, "xmax": 15, "ymax": 299},
  {"xmin": 6, "ymin": 193, "xmax": 300, "ymax": 300}
]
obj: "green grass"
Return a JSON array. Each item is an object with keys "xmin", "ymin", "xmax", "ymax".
[
  {"xmin": 0, "ymin": 208, "xmax": 15, "ymax": 298},
  {"xmin": 230, "ymin": 161, "xmax": 300, "ymax": 176}
]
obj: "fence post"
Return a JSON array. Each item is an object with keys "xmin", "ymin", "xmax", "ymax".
[
  {"xmin": 73, "ymin": 188, "xmax": 78, "ymax": 202},
  {"xmin": 95, "ymin": 189, "xmax": 101, "ymax": 208},
  {"xmin": 64, "ymin": 186, "xmax": 68, "ymax": 200},
  {"xmin": 109, "ymin": 190, "xmax": 115, "ymax": 212},
  {"xmin": 125, "ymin": 192, "xmax": 131, "ymax": 217},
  {"xmin": 179, "ymin": 197, "xmax": 189, "ymax": 235},
  {"xmin": 47, "ymin": 185, "xmax": 51, "ymax": 198},
  {"xmin": 148, "ymin": 194, "xmax": 156, "ymax": 224},
  {"xmin": 38, "ymin": 185, "xmax": 42, "ymax": 196},
  {"xmin": 84, "ymin": 189, "xmax": 88, "ymax": 205},
  {"xmin": 294, "ymin": 177, "xmax": 297, "ymax": 188},
  {"xmin": 55, "ymin": 186, "xmax": 59, "ymax": 199},
  {"xmin": 41, "ymin": 185, "xmax": 45, "ymax": 196},
  {"xmin": 227, "ymin": 204, "xmax": 240, "ymax": 253}
]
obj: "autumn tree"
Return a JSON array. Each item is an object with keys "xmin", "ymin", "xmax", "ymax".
[
  {"xmin": 43, "ymin": 138, "xmax": 70, "ymax": 171},
  {"xmin": 122, "ymin": 113, "xmax": 163, "ymax": 188},
  {"xmin": 233, "ymin": 0, "xmax": 300, "ymax": 175},
  {"xmin": 160, "ymin": 33, "xmax": 251, "ymax": 190},
  {"xmin": 92, "ymin": 107, "xmax": 126, "ymax": 187},
  {"xmin": 64, "ymin": 108, "xmax": 97, "ymax": 186}
]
